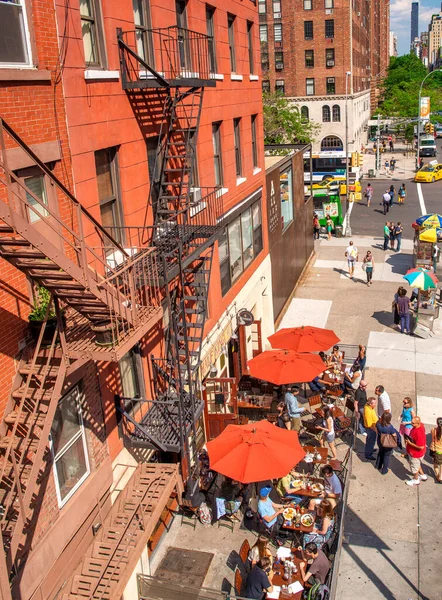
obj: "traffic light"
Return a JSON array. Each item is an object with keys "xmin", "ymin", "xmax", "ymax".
[
  {"xmin": 351, "ymin": 152, "xmax": 357, "ymax": 167},
  {"xmin": 424, "ymin": 122, "xmax": 433, "ymax": 134},
  {"xmin": 429, "ymin": 123, "xmax": 435, "ymax": 134},
  {"xmin": 357, "ymin": 153, "xmax": 364, "ymax": 168}
]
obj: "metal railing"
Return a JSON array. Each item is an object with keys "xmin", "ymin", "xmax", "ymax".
[
  {"xmin": 0, "ymin": 118, "xmax": 162, "ymax": 340},
  {"xmin": 117, "ymin": 26, "xmax": 213, "ymax": 87}
]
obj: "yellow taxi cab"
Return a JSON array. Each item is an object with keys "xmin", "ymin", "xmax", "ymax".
[
  {"xmin": 312, "ymin": 176, "xmax": 361, "ymax": 195},
  {"xmin": 414, "ymin": 163, "xmax": 442, "ymax": 183}
]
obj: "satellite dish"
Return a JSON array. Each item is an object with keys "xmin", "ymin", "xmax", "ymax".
[{"xmin": 237, "ymin": 308, "xmax": 254, "ymax": 326}]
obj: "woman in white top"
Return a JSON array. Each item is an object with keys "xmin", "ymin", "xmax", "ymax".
[
  {"xmin": 248, "ymin": 535, "xmax": 273, "ymax": 567},
  {"xmin": 316, "ymin": 407, "xmax": 337, "ymax": 460}
]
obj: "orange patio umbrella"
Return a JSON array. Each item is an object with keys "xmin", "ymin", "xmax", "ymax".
[
  {"xmin": 247, "ymin": 349, "xmax": 325, "ymax": 385},
  {"xmin": 206, "ymin": 419, "xmax": 306, "ymax": 483},
  {"xmin": 268, "ymin": 326, "xmax": 340, "ymax": 353}
]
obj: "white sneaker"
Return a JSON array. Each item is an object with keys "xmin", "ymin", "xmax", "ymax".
[
  {"xmin": 361, "ymin": 432, "xmax": 367, "ymax": 436},
  {"xmin": 406, "ymin": 479, "xmax": 420, "ymax": 486},
  {"xmin": 419, "ymin": 474, "xmax": 428, "ymax": 481}
]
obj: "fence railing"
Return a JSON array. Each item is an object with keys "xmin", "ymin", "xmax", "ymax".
[{"xmin": 117, "ymin": 26, "xmax": 213, "ymax": 87}]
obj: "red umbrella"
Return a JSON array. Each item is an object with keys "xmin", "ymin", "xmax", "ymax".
[
  {"xmin": 206, "ymin": 419, "xmax": 306, "ymax": 483},
  {"xmin": 268, "ymin": 326, "xmax": 340, "ymax": 353},
  {"xmin": 247, "ymin": 349, "xmax": 325, "ymax": 385}
]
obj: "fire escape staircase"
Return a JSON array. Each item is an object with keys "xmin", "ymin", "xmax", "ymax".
[{"xmin": 116, "ymin": 29, "xmax": 224, "ymax": 467}]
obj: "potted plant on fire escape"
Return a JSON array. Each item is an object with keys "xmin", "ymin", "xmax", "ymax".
[{"xmin": 28, "ymin": 285, "xmax": 59, "ymax": 346}]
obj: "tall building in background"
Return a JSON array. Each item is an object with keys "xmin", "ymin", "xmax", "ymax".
[
  {"xmin": 421, "ymin": 31, "xmax": 429, "ymax": 67},
  {"xmin": 259, "ymin": 0, "xmax": 388, "ymax": 153},
  {"xmin": 411, "ymin": 1, "xmax": 419, "ymax": 47},
  {"xmin": 390, "ymin": 32, "xmax": 398, "ymax": 57},
  {"xmin": 429, "ymin": 8, "xmax": 442, "ymax": 68}
]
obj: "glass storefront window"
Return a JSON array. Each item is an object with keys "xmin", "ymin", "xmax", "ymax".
[
  {"xmin": 228, "ymin": 217, "xmax": 243, "ymax": 282},
  {"xmin": 280, "ymin": 168, "xmax": 294, "ymax": 229}
]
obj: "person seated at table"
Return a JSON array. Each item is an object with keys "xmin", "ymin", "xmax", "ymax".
[
  {"xmin": 257, "ymin": 486, "xmax": 284, "ymax": 535},
  {"xmin": 327, "ymin": 345, "xmax": 343, "ymax": 366},
  {"xmin": 298, "ymin": 542, "xmax": 331, "ymax": 585},
  {"xmin": 319, "ymin": 351, "xmax": 327, "ymax": 364},
  {"xmin": 218, "ymin": 477, "xmax": 244, "ymax": 521},
  {"xmin": 245, "ymin": 557, "xmax": 273, "ymax": 600},
  {"xmin": 248, "ymin": 535, "xmax": 273, "ymax": 567},
  {"xmin": 342, "ymin": 364, "xmax": 362, "ymax": 394},
  {"xmin": 276, "ymin": 468, "xmax": 303, "ymax": 503},
  {"xmin": 308, "ymin": 375, "xmax": 326, "ymax": 393},
  {"xmin": 302, "ymin": 499, "xmax": 335, "ymax": 550},
  {"xmin": 308, "ymin": 465, "xmax": 342, "ymax": 511}
]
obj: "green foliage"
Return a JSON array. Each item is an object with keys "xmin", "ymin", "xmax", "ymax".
[
  {"xmin": 404, "ymin": 123, "xmax": 415, "ymax": 143},
  {"xmin": 263, "ymin": 92, "xmax": 320, "ymax": 148},
  {"xmin": 28, "ymin": 285, "xmax": 55, "ymax": 322},
  {"xmin": 377, "ymin": 53, "xmax": 442, "ymax": 118}
]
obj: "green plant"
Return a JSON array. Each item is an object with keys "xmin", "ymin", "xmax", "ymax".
[
  {"xmin": 28, "ymin": 285, "xmax": 56, "ymax": 322},
  {"xmin": 263, "ymin": 92, "xmax": 320, "ymax": 149}
]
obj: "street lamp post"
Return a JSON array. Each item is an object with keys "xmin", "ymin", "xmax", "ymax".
[
  {"xmin": 417, "ymin": 69, "xmax": 442, "ymax": 169},
  {"xmin": 345, "ymin": 71, "xmax": 352, "ymax": 236}
]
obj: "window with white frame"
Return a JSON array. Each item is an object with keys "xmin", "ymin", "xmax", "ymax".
[
  {"xmin": 24, "ymin": 174, "xmax": 49, "ymax": 223},
  {"xmin": 322, "ymin": 105, "xmax": 331, "ymax": 122},
  {"xmin": 304, "ymin": 0, "xmax": 312, "ymax": 9},
  {"xmin": 273, "ymin": 0, "xmax": 281, "ymax": 14},
  {"xmin": 259, "ymin": 24, "xmax": 268, "ymax": 42},
  {"xmin": 80, "ymin": 0, "xmax": 106, "ymax": 67},
  {"xmin": 306, "ymin": 78, "xmax": 315, "ymax": 95},
  {"xmin": 274, "ymin": 23, "xmax": 282, "ymax": 42},
  {"xmin": 332, "ymin": 104, "xmax": 340, "ymax": 121},
  {"xmin": 258, "ymin": 0, "xmax": 266, "ymax": 14},
  {"xmin": 50, "ymin": 386, "xmax": 90, "ymax": 507},
  {"xmin": 325, "ymin": 0, "xmax": 334, "ymax": 7},
  {"xmin": 0, "ymin": 0, "xmax": 32, "ymax": 67}
]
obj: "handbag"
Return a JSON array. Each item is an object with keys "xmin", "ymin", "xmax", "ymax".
[{"xmin": 380, "ymin": 432, "xmax": 397, "ymax": 448}]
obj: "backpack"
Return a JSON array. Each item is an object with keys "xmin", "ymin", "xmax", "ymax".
[{"xmin": 306, "ymin": 582, "xmax": 330, "ymax": 600}]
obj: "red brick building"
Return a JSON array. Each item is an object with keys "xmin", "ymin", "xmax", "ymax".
[
  {"xmin": 0, "ymin": 0, "xmax": 268, "ymax": 598},
  {"xmin": 259, "ymin": 0, "xmax": 389, "ymax": 152}
]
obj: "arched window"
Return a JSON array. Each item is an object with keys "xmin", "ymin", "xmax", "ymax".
[
  {"xmin": 332, "ymin": 105, "xmax": 340, "ymax": 122},
  {"xmin": 322, "ymin": 105, "xmax": 331, "ymax": 122},
  {"xmin": 320, "ymin": 135, "xmax": 343, "ymax": 151},
  {"xmin": 301, "ymin": 105, "xmax": 309, "ymax": 122}
]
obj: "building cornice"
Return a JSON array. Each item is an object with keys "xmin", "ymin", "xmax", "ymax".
[{"xmin": 286, "ymin": 89, "xmax": 370, "ymax": 102}]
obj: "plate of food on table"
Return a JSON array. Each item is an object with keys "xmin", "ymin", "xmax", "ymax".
[
  {"xmin": 283, "ymin": 507, "xmax": 296, "ymax": 521},
  {"xmin": 311, "ymin": 482, "xmax": 325, "ymax": 494},
  {"xmin": 291, "ymin": 478, "xmax": 303, "ymax": 488},
  {"xmin": 300, "ymin": 513, "xmax": 314, "ymax": 527}
]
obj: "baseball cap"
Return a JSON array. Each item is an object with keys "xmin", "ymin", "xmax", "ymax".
[
  {"xmin": 259, "ymin": 486, "xmax": 272, "ymax": 497},
  {"xmin": 360, "ymin": 380, "xmax": 367, "ymax": 387}
]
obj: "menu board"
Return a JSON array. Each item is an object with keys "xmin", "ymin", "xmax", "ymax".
[{"xmin": 323, "ymin": 202, "xmax": 339, "ymax": 217}]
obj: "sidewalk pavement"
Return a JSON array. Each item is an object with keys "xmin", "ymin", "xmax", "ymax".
[
  {"xmin": 362, "ymin": 142, "xmax": 418, "ymax": 181},
  {"xmin": 280, "ymin": 234, "xmax": 442, "ymax": 600}
]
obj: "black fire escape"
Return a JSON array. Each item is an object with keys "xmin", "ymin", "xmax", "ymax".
[{"xmin": 116, "ymin": 26, "xmax": 223, "ymax": 482}]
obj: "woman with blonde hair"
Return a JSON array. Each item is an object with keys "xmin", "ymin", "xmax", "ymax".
[
  {"xmin": 248, "ymin": 535, "xmax": 273, "ymax": 567},
  {"xmin": 302, "ymin": 499, "xmax": 335, "ymax": 550}
]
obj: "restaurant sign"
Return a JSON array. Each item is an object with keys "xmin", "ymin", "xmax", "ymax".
[{"xmin": 200, "ymin": 321, "xmax": 233, "ymax": 377}]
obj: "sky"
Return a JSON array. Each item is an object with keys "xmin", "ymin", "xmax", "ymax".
[{"xmin": 391, "ymin": 0, "xmax": 442, "ymax": 55}]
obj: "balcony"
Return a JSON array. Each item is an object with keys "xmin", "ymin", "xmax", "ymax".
[{"xmin": 117, "ymin": 27, "xmax": 216, "ymax": 89}]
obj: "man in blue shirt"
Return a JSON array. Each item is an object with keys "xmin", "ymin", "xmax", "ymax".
[
  {"xmin": 257, "ymin": 486, "xmax": 284, "ymax": 534},
  {"xmin": 284, "ymin": 386, "xmax": 304, "ymax": 431}
]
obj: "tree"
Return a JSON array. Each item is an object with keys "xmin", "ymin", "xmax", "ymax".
[
  {"xmin": 263, "ymin": 92, "xmax": 320, "ymax": 149},
  {"xmin": 377, "ymin": 53, "xmax": 442, "ymax": 118}
]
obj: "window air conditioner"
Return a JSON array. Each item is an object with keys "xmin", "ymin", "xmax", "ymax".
[
  {"xmin": 327, "ymin": 77, "xmax": 335, "ymax": 83},
  {"xmin": 275, "ymin": 62, "xmax": 284, "ymax": 70},
  {"xmin": 189, "ymin": 188, "xmax": 207, "ymax": 217},
  {"xmin": 326, "ymin": 60, "xmax": 335, "ymax": 67},
  {"xmin": 274, "ymin": 12, "xmax": 281, "ymax": 18},
  {"xmin": 326, "ymin": 8, "xmax": 333, "ymax": 14}
]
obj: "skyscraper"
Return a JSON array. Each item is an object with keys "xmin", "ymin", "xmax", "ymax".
[{"xmin": 411, "ymin": 1, "xmax": 419, "ymax": 45}]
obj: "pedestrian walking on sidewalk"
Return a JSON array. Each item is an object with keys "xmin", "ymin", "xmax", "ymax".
[
  {"xmin": 389, "ymin": 222, "xmax": 396, "ymax": 250},
  {"xmin": 395, "ymin": 222, "xmax": 403, "ymax": 251},
  {"xmin": 433, "ymin": 243, "xmax": 440, "ymax": 274},
  {"xmin": 397, "ymin": 288, "xmax": 411, "ymax": 334},
  {"xmin": 383, "ymin": 222, "xmax": 390, "ymax": 250},
  {"xmin": 383, "ymin": 192, "xmax": 391, "ymax": 215},
  {"xmin": 385, "ymin": 159, "xmax": 390, "ymax": 175},
  {"xmin": 399, "ymin": 397, "xmax": 415, "ymax": 450},
  {"xmin": 430, "ymin": 417, "xmax": 442, "ymax": 483},
  {"xmin": 363, "ymin": 397, "xmax": 378, "ymax": 460},
  {"xmin": 390, "ymin": 157, "xmax": 396, "ymax": 172},
  {"xmin": 375, "ymin": 385, "xmax": 391, "ymax": 415},
  {"xmin": 313, "ymin": 213, "xmax": 320, "ymax": 240},
  {"xmin": 326, "ymin": 215, "xmax": 333, "ymax": 241},
  {"xmin": 345, "ymin": 241, "xmax": 358, "ymax": 279},
  {"xmin": 392, "ymin": 286, "xmax": 404, "ymax": 328},
  {"xmin": 354, "ymin": 380, "xmax": 368, "ymax": 435},
  {"xmin": 389, "ymin": 138, "xmax": 394, "ymax": 152},
  {"xmin": 363, "ymin": 251, "xmax": 374, "ymax": 285},
  {"xmin": 389, "ymin": 184, "xmax": 395, "ymax": 208},
  {"xmin": 376, "ymin": 412, "xmax": 401, "ymax": 475},
  {"xmin": 398, "ymin": 183, "xmax": 406, "ymax": 204},
  {"xmin": 419, "ymin": 157, "xmax": 424, "ymax": 169},
  {"xmin": 405, "ymin": 416, "xmax": 427, "ymax": 486},
  {"xmin": 364, "ymin": 183, "xmax": 373, "ymax": 207}
]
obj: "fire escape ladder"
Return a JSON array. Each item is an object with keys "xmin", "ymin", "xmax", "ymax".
[
  {"xmin": 0, "ymin": 302, "xmax": 68, "ymax": 575},
  {"xmin": 154, "ymin": 87, "xmax": 204, "ymax": 221},
  {"xmin": 0, "ymin": 118, "xmax": 159, "ymax": 332}
]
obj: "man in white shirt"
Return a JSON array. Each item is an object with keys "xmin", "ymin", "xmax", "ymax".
[
  {"xmin": 308, "ymin": 465, "xmax": 342, "ymax": 510},
  {"xmin": 375, "ymin": 385, "xmax": 391, "ymax": 415},
  {"xmin": 345, "ymin": 240, "xmax": 358, "ymax": 279},
  {"xmin": 382, "ymin": 191, "xmax": 391, "ymax": 215}
]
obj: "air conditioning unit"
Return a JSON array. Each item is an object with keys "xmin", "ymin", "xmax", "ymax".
[
  {"xmin": 326, "ymin": 8, "xmax": 333, "ymax": 14},
  {"xmin": 273, "ymin": 12, "xmax": 281, "ymax": 18},
  {"xmin": 357, "ymin": 11, "xmax": 361, "ymax": 16},
  {"xmin": 327, "ymin": 77, "xmax": 335, "ymax": 83},
  {"xmin": 275, "ymin": 62, "xmax": 284, "ymax": 70},
  {"xmin": 326, "ymin": 60, "xmax": 335, "ymax": 67},
  {"xmin": 189, "ymin": 188, "xmax": 207, "ymax": 217}
]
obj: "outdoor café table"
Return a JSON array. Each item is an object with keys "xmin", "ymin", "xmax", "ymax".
[
  {"xmin": 314, "ymin": 405, "xmax": 344, "ymax": 420},
  {"xmin": 321, "ymin": 364, "xmax": 346, "ymax": 386},
  {"xmin": 237, "ymin": 395, "xmax": 273, "ymax": 419},
  {"xmin": 301, "ymin": 446, "xmax": 328, "ymax": 476},
  {"xmin": 288, "ymin": 478, "xmax": 325, "ymax": 499},
  {"xmin": 272, "ymin": 554, "xmax": 304, "ymax": 600},
  {"xmin": 281, "ymin": 513, "xmax": 315, "ymax": 547}
]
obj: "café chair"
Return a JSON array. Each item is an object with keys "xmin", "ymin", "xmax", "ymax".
[
  {"xmin": 234, "ymin": 567, "xmax": 244, "ymax": 596},
  {"xmin": 239, "ymin": 539, "xmax": 251, "ymax": 569},
  {"xmin": 302, "ymin": 419, "xmax": 323, "ymax": 443},
  {"xmin": 266, "ymin": 413, "xmax": 277, "ymax": 424},
  {"xmin": 238, "ymin": 415, "xmax": 249, "ymax": 425},
  {"xmin": 180, "ymin": 498, "xmax": 199, "ymax": 529},
  {"xmin": 308, "ymin": 395, "xmax": 323, "ymax": 414}
]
